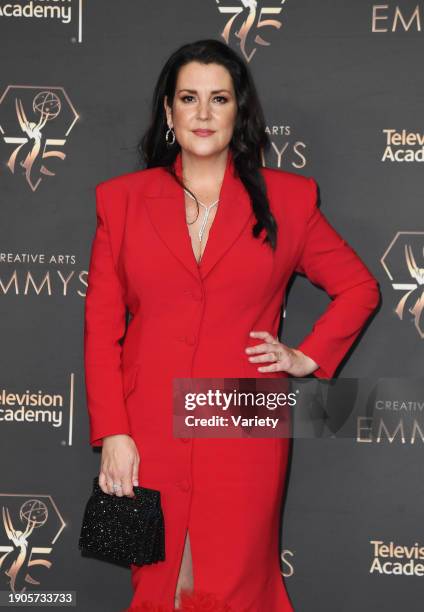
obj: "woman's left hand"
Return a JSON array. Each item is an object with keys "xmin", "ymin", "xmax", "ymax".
[{"xmin": 245, "ymin": 330, "xmax": 318, "ymax": 377}]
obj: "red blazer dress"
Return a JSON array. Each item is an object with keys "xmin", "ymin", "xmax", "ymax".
[{"xmin": 83, "ymin": 148, "xmax": 380, "ymax": 611}]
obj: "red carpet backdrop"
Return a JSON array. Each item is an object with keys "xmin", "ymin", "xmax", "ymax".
[{"xmin": 0, "ymin": 1, "xmax": 423, "ymax": 610}]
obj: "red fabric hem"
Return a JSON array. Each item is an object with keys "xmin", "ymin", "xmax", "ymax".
[{"xmin": 123, "ymin": 588, "xmax": 244, "ymax": 611}]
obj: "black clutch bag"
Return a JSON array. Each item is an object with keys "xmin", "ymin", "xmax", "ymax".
[{"xmin": 78, "ymin": 476, "xmax": 165, "ymax": 567}]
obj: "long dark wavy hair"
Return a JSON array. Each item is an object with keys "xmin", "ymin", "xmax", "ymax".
[{"xmin": 137, "ymin": 38, "xmax": 278, "ymax": 250}]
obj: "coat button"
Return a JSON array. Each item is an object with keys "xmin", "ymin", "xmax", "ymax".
[
  {"xmin": 180, "ymin": 438, "xmax": 190, "ymax": 443},
  {"xmin": 185, "ymin": 290, "xmax": 203, "ymax": 301},
  {"xmin": 177, "ymin": 479, "xmax": 191, "ymax": 492},
  {"xmin": 185, "ymin": 333, "xmax": 196, "ymax": 346}
]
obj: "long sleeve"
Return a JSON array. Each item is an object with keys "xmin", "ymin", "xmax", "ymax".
[
  {"xmin": 295, "ymin": 177, "xmax": 381, "ymax": 379},
  {"xmin": 83, "ymin": 183, "xmax": 131, "ymax": 447}
]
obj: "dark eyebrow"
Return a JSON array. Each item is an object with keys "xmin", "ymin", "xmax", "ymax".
[{"xmin": 177, "ymin": 89, "xmax": 232, "ymax": 95}]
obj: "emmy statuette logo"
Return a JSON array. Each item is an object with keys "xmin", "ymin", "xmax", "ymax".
[
  {"xmin": 217, "ymin": 0, "xmax": 287, "ymax": 62},
  {"xmin": 0, "ymin": 85, "xmax": 79, "ymax": 191},
  {"xmin": 0, "ymin": 494, "xmax": 65, "ymax": 593},
  {"xmin": 381, "ymin": 232, "xmax": 424, "ymax": 338}
]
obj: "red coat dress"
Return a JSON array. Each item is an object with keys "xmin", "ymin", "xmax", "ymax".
[{"xmin": 84, "ymin": 149, "xmax": 380, "ymax": 611}]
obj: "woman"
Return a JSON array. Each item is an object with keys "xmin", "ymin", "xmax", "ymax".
[{"xmin": 84, "ymin": 39, "xmax": 380, "ymax": 611}]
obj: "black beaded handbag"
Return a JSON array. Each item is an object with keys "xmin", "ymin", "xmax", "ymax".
[{"xmin": 78, "ymin": 476, "xmax": 165, "ymax": 567}]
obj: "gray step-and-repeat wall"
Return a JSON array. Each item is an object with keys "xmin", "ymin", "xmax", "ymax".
[{"xmin": 1, "ymin": 2, "xmax": 422, "ymax": 611}]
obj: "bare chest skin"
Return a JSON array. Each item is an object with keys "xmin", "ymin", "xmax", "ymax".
[{"xmin": 184, "ymin": 190, "xmax": 220, "ymax": 265}]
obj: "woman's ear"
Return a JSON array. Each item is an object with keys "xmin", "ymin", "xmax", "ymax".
[{"xmin": 163, "ymin": 95, "xmax": 172, "ymax": 128}]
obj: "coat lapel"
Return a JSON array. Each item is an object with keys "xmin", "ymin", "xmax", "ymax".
[{"xmin": 144, "ymin": 149, "xmax": 254, "ymax": 281}]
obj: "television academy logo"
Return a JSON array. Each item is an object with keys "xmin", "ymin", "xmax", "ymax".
[
  {"xmin": 0, "ymin": 85, "xmax": 79, "ymax": 191},
  {"xmin": 0, "ymin": 494, "xmax": 65, "ymax": 593},
  {"xmin": 381, "ymin": 129, "xmax": 424, "ymax": 162},
  {"xmin": 370, "ymin": 539, "xmax": 424, "ymax": 576},
  {"xmin": 381, "ymin": 232, "xmax": 424, "ymax": 338},
  {"xmin": 0, "ymin": 0, "xmax": 84, "ymax": 43},
  {"xmin": 0, "ymin": 375, "xmax": 76, "ymax": 446},
  {"xmin": 216, "ymin": 0, "xmax": 287, "ymax": 62}
]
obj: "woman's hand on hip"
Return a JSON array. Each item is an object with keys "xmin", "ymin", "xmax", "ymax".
[
  {"xmin": 245, "ymin": 330, "xmax": 319, "ymax": 377},
  {"xmin": 98, "ymin": 434, "xmax": 140, "ymax": 498}
]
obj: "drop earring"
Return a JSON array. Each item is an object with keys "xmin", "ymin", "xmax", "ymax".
[{"xmin": 165, "ymin": 126, "xmax": 176, "ymax": 146}]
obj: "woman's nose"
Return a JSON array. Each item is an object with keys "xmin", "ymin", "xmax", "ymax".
[{"xmin": 197, "ymin": 103, "xmax": 211, "ymax": 119}]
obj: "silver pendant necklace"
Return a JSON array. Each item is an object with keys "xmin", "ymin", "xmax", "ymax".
[{"xmin": 183, "ymin": 188, "xmax": 219, "ymax": 243}]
